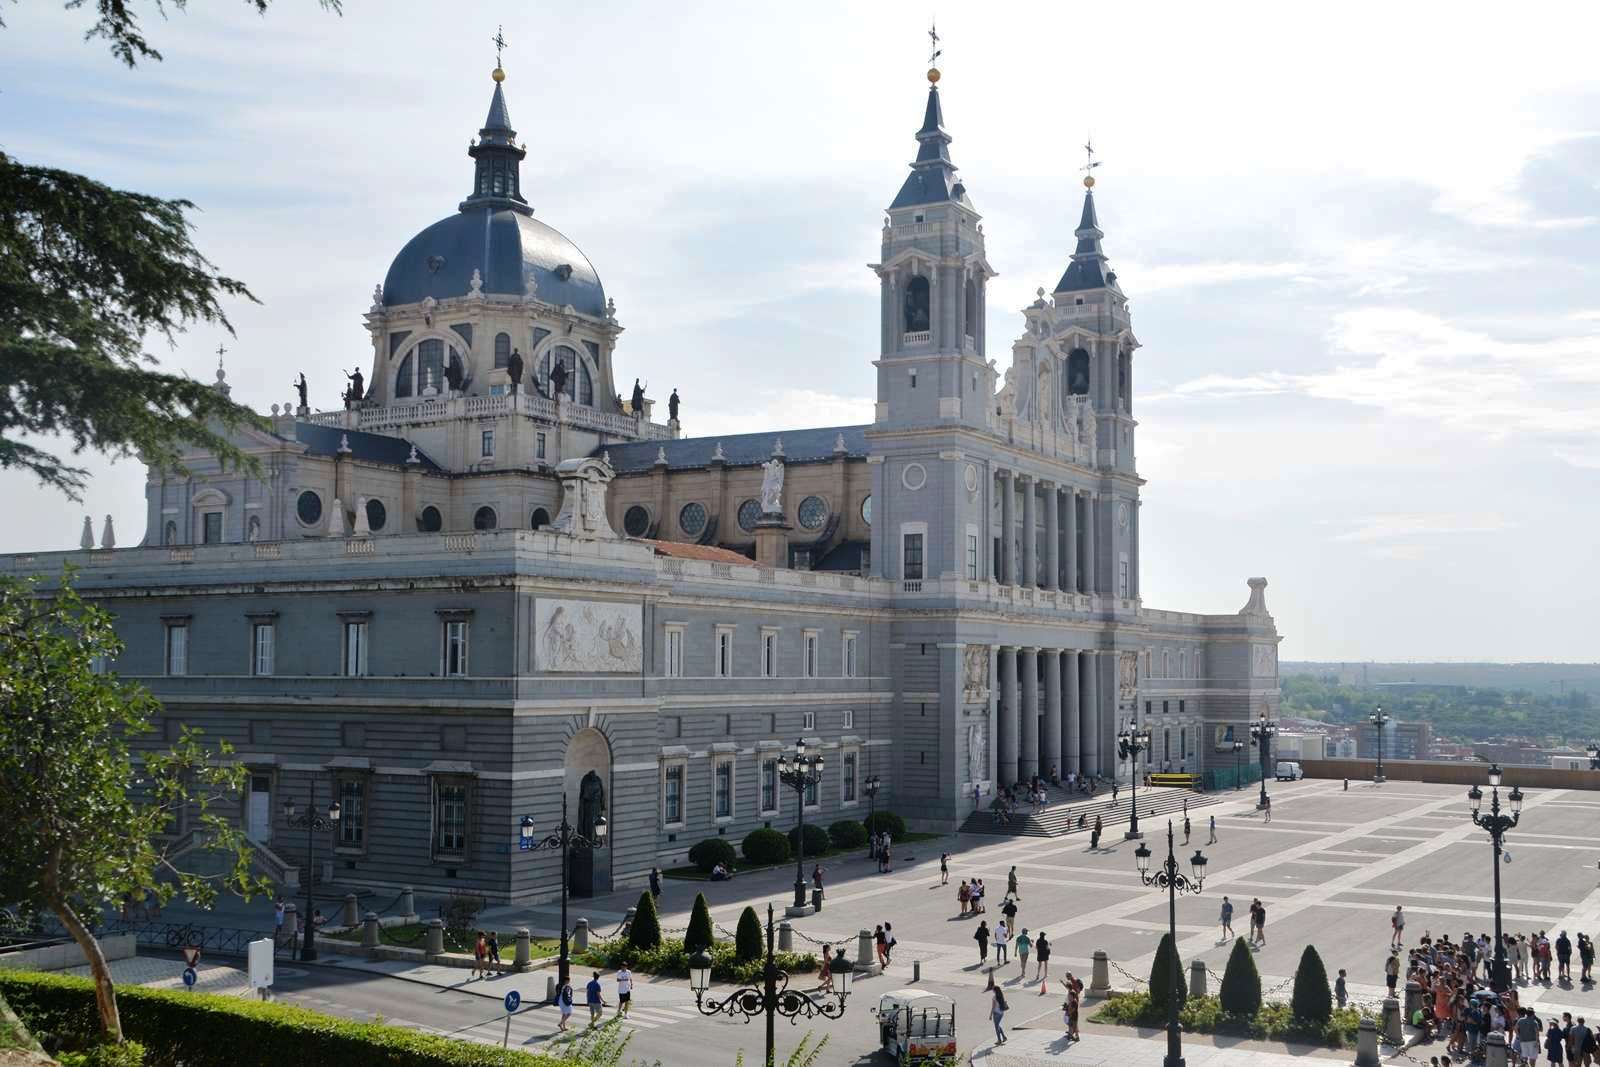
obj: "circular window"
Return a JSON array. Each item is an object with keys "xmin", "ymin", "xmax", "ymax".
[
  {"xmin": 623, "ymin": 505, "xmax": 651, "ymax": 538},
  {"xmin": 365, "ymin": 498, "xmax": 387, "ymax": 532},
  {"xmin": 901, "ymin": 463, "xmax": 927, "ymax": 491},
  {"xmin": 798, "ymin": 495, "xmax": 828, "ymax": 530},
  {"xmin": 473, "ymin": 506, "xmax": 498, "ymax": 530},
  {"xmin": 530, "ymin": 507, "xmax": 550, "ymax": 530},
  {"xmin": 860, "ymin": 495, "xmax": 873, "ymax": 527},
  {"xmin": 296, "ymin": 490, "xmax": 323, "ymax": 526},
  {"xmin": 678, "ymin": 502, "xmax": 707, "ymax": 537},
  {"xmin": 965, "ymin": 464, "xmax": 979, "ymax": 493},
  {"xmin": 737, "ymin": 499, "xmax": 762, "ymax": 533},
  {"xmin": 418, "ymin": 506, "xmax": 442, "ymax": 532}
]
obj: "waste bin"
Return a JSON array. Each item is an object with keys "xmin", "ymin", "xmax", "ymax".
[{"xmin": 811, "ymin": 888, "xmax": 823, "ymax": 912}]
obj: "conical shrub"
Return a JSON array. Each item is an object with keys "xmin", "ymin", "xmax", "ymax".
[
  {"xmin": 735, "ymin": 905, "xmax": 763, "ymax": 962},
  {"xmin": 1291, "ymin": 944, "xmax": 1332, "ymax": 1025},
  {"xmin": 628, "ymin": 889, "xmax": 661, "ymax": 950},
  {"xmin": 1219, "ymin": 936, "xmax": 1262, "ymax": 1018},
  {"xmin": 685, "ymin": 891, "xmax": 715, "ymax": 954},
  {"xmin": 1148, "ymin": 931, "xmax": 1187, "ymax": 1014}
]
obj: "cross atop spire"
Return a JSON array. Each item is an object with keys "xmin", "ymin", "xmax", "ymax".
[
  {"xmin": 888, "ymin": 29, "xmax": 970, "ymax": 211},
  {"xmin": 215, "ymin": 343, "xmax": 227, "ymax": 370},
  {"xmin": 1081, "ymin": 137, "xmax": 1101, "ymax": 188},
  {"xmin": 927, "ymin": 20, "xmax": 942, "ymax": 70},
  {"xmin": 493, "ymin": 25, "xmax": 507, "ymax": 69}
]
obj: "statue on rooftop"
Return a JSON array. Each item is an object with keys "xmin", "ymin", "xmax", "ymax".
[
  {"xmin": 507, "ymin": 348, "xmax": 524, "ymax": 394},
  {"xmin": 343, "ymin": 367, "xmax": 364, "ymax": 409},
  {"xmin": 550, "ymin": 358, "xmax": 568, "ymax": 400},
  {"xmin": 668, "ymin": 388, "xmax": 680, "ymax": 422},
  {"xmin": 630, "ymin": 378, "xmax": 646, "ymax": 416},
  {"xmin": 294, "ymin": 373, "xmax": 308, "ymax": 411}
]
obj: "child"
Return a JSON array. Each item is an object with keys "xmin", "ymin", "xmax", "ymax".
[{"xmin": 472, "ymin": 930, "xmax": 488, "ymax": 980}]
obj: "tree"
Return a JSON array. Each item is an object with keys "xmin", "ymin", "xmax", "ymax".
[
  {"xmin": 734, "ymin": 906, "xmax": 763, "ymax": 962},
  {"xmin": 627, "ymin": 890, "xmax": 660, "ymax": 951},
  {"xmin": 1290, "ymin": 944, "xmax": 1333, "ymax": 1025},
  {"xmin": 3, "ymin": 2, "xmax": 344, "ymax": 71},
  {"xmin": 685, "ymin": 892, "xmax": 715, "ymax": 955},
  {"xmin": 0, "ymin": 571, "xmax": 266, "ymax": 1040},
  {"xmin": 1147, "ymin": 932, "xmax": 1187, "ymax": 1016},
  {"xmin": 1219, "ymin": 936, "xmax": 1262, "ymax": 1018}
]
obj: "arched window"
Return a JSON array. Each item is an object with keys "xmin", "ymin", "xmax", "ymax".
[
  {"xmin": 530, "ymin": 507, "xmax": 550, "ymax": 530},
  {"xmin": 538, "ymin": 345, "xmax": 594, "ymax": 406},
  {"xmin": 903, "ymin": 275, "xmax": 930, "ymax": 334},
  {"xmin": 1067, "ymin": 348, "xmax": 1091, "ymax": 397},
  {"xmin": 964, "ymin": 278, "xmax": 978, "ymax": 339},
  {"xmin": 418, "ymin": 506, "xmax": 442, "ymax": 532},
  {"xmin": 473, "ymin": 506, "xmax": 497, "ymax": 530},
  {"xmin": 418, "ymin": 340, "xmax": 445, "ymax": 395},
  {"xmin": 395, "ymin": 354, "xmax": 414, "ymax": 399},
  {"xmin": 494, "ymin": 333, "xmax": 511, "ymax": 369}
]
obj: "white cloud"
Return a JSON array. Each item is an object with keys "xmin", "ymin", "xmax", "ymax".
[{"xmin": 1325, "ymin": 514, "xmax": 1515, "ymax": 544}]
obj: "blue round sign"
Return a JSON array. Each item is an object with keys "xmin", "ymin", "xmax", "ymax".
[
  {"xmin": 182, "ymin": 967, "xmax": 197, "ymax": 988},
  {"xmin": 503, "ymin": 990, "xmax": 521, "ymax": 1014}
]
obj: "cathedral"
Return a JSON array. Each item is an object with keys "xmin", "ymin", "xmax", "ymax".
[{"xmin": 3, "ymin": 58, "xmax": 1281, "ymax": 904}]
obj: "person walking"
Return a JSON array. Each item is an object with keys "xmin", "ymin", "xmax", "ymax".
[
  {"xmin": 875, "ymin": 924, "xmax": 889, "ymax": 967},
  {"xmin": 995, "ymin": 919, "xmax": 1010, "ymax": 966},
  {"xmin": 1112, "ymin": 780, "xmax": 1120, "ymax": 804},
  {"xmin": 616, "ymin": 963, "xmax": 633, "ymax": 1017},
  {"xmin": 1036, "ymin": 932, "xmax": 1052, "ymax": 992},
  {"xmin": 1091, "ymin": 815, "xmax": 1103, "ymax": 851},
  {"xmin": 1384, "ymin": 950, "xmax": 1400, "ymax": 997},
  {"xmin": 990, "ymin": 980, "xmax": 1010, "ymax": 1045},
  {"xmin": 1335, "ymin": 968, "xmax": 1348, "ymax": 1009},
  {"xmin": 1007, "ymin": 866, "xmax": 1020, "ymax": 900},
  {"xmin": 1580, "ymin": 933, "xmax": 1595, "ymax": 984},
  {"xmin": 884, "ymin": 922, "xmax": 896, "ymax": 965},
  {"xmin": 1392, "ymin": 905, "xmax": 1406, "ymax": 948},
  {"xmin": 1183, "ymin": 814, "xmax": 1192, "ymax": 845},
  {"xmin": 881, "ymin": 838, "xmax": 893, "ymax": 874},
  {"xmin": 1015, "ymin": 927, "xmax": 1032, "ymax": 976},
  {"xmin": 975, "ymin": 920, "xmax": 990, "ymax": 967},
  {"xmin": 1517, "ymin": 1009, "xmax": 1543, "ymax": 1066},
  {"xmin": 585, "ymin": 971, "xmax": 607, "ymax": 1027},
  {"xmin": 1558, "ymin": 931, "xmax": 1574, "ymax": 982},
  {"xmin": 557, "ymin": 977, "xmax": 575, "ymax": 1031},
  {"xmin": 958, "ymin": 879, "xmax": 971, "ymax": 917},
  {"xmin": 1255, "ymin": 899, "xmax": 1268, "ymax": 946},
  {"xmin": 1220, "ymin": 896, "xmax": 1235, "ymax": 940},
  {"xmin": 1065, "ymin": 978, "xmax": 1081, "ymax": 1042},
  {"xmin": 1208, "ymin": 814, "xmax": 1217, "ymax": 845},
  {"xmin": 1001, "ymin": 895, "xmax": 1019, "ymax": 931},
  {"xmin": 486, "ymin": 930, "xmax": 501, "ymax": 969},
  {"xmin": 472, "ymin": 930, "xmax": 488, "ymax": 980},
  {"xmin": 274, "ymin": 897, "xmax": 286, "ymax": 941},
  {"xmin": 940, "ymin": 852, "xmax": 950, "ymax": 886},
  {"xmin": 1262, "ymin": 794, "xmax": 1272, "ymax": 822},
  {"xmin": 1548, "ymin": 1017, "xmax": 1569, "ymax": 1065},
  {"xmin": 649, "ymin": 866, "xmax": 662, "ymax": 900}
]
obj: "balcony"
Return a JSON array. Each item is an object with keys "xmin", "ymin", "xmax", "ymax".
[{"xmin": 901, "ymin": 330, "xmax": 931, "ymax": 345}]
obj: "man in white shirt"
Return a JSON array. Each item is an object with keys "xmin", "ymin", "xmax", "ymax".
[
  {"xmin": 994, "ymin": 919, "xmax": 1010, "ymax": 965},
  {"xmin": 615, "ymin": 964, "xmax": 633, "ymax": 1017}
]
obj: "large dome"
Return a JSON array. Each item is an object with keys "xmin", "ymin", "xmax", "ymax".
[{"xmin": 382, "ymin": 206, "xmax": 607, "ymax": 318}]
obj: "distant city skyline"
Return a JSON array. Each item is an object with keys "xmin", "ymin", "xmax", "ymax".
[{"xmin": 3, "ymin": 1, "xmax": 1598, "ymax": 660}]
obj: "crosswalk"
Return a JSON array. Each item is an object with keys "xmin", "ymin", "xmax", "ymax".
[{"xmin": 612, "ymin": 1002, "xmax": 706, "ymax": 1030}]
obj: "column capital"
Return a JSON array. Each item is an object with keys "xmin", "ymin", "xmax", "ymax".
[
  {"xmin": 1017, "ymin": 471, "xmax": 1035, "ymax": 485},
  {"xmin": 1041, "ymin": 647, "xmax": 1062, "ymax": 660}
]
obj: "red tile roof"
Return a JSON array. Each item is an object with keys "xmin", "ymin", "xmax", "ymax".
[{"xmin": 641, "ymin": 540, "xmax": 756, "ymax": 566}]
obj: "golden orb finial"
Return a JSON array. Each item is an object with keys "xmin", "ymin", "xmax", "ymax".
[
  {"xmin": 1083, "ymin": 174, "xmax": 1095, "ymax": 189},
  {"xmin": 492, "ymin": 66, "xmax": 506, "ymax": 83},
  {"xmin": 927, "ymin": 67, "xmax": 941, "ymax": 84}
]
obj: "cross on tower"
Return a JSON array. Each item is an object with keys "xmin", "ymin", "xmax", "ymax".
[
  {"xmin": 215, "ymin": 343, "xmax": 227, "ymax": 369},
  {"xmin": 1082, "ymin": 138, "xmax": 1102, "ymax": 181},
  {"xmin": 493, "ymin": 25, "xmax": 508, "ymax": 68},
  {"xmin": 927, "ymin": 21, "xmax": 942, "ymax": 68}
]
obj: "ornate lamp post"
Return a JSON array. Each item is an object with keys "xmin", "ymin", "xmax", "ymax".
[
  {"xmin": 1135, "ymin": 823, "xmax": 1207, "ymax": 1067},
  {"xmin": 281, "ymin": 784, "xmax": 340, "ymax": 962},
  {"xmin": 777, "ymin": 739, "xmax": 825, "ymax": 910},
  {"xmin": 1370, "ymin": 707, "xmax": 1391, "ymax": 784},
  {"xmin": 1116, "ymin": 723, "xmax": 1152, "ymax": 839},
  {"xmin": 1250, "ymin": 714, "xmax": 1277, "ymax": 809},
  {"xmin": 1231, "ymin": 739, "xmax": 1245, "ymax": 790},
  {"xmin": 689, "ymin": 903, "xmax": 853, "ymax": 1067},
  {"xmin": 1468, "ymin": 764, "xmax": 1522, "ymax": 993},
  {"xmin": 863, "ymin": 774, "xmax": 882, "ymax": 859},
  {"xmin": 524, "ymin": 792, "xmax": 607, "ymax": 988}
]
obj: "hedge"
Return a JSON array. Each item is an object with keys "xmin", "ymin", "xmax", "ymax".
[
  {"xmin": 685, "ymin": 892, "xmax": 716, "ymax": 954},
  {"xmin": 0, "ymin": 970, "xmax": 567, "ymax": 1066},
  {"xmin": 862, "ymin": 811, "xmax": 907, "ymax": 841},
  {"xmin": 786, "ymin": 823, "xmax": 830, "ymax": 858},
  {"xmin": 627, "ymin": 889, "xmax": 661, "ymax": 951},
  {"xmin": 741, "ymin": 827, "xmax": 790, "ymax": 865},
  {"xmin": 1147, "ymin": 932, "xmax": 1186, "ymax": 1013},
  {"xmin": 827, "ymin": 820, "xmax": 867, "ymax": 850},
  {"xmin": 1291, "ymin": 945, "xmax": 1332, "ymax": 1026},
  {"xmin": 1219, "ymin": 936, "xmax": 1261, "ymax": 1018},
  {"xmin": 734, "ymin": 907, "xmax": 763, "ymax": 962},
  {"xmin": 575, "ymin": 936, "xmax": 815, "ymax": 985},
  {"xmin": 1094, "ymin": 990, "xmax": 1363, "ymax": 1049},
  {"xmin": 686, "ymin": 837, "xmax": 737, "ymax": 873}
]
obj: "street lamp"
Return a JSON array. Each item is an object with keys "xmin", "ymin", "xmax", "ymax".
[
  {"xmin": 1249, "ymin": 715, "xmax": 1277, "ymax": 810},
  {"xmin": 690, "ymin": 903, "xmax": 853, "ymax": 1067},
  {"xmin": 777, "ymin": 739, "xmax": 825, "ymax": 910},
  {"xmin": 280, "ymin": 784, "xmax": 340, "ymax": 962},
  {"xmin": 1468, "ymin": 764, "xmax": 1523, "ymax": 993},
  {"xmin": 1370, "ymin": 707, "xmax": 1391, "ymax": 784},
  {"xmin": 863, "ymin": 774, "xmax": 882, "ymax": 860},
  {"xmin": 1117, "ymin": 723, "xmax": 1152, "ymax": 839},
  {"xmin": 526, "ymin": 792, "xmax": 607, "ymax": 988},
  {"xmin": 1231, "ymin": 740, "xmax": 1245, "ymax": 791},
  {"xmin": 1134, "ymin": 822, "xmax": 1207, "ymax": 1067}
]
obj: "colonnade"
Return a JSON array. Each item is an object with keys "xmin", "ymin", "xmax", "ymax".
[
  {"xmin": 996, "ymin": 471, "xmax": 1133, "ymax": 597},
  {"xmin": 995, "ymin": 646, "xmax": 1107, "ymax": 786}
]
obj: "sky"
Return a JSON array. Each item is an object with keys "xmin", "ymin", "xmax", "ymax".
[{"xmin": 3, "ymin": 1, "xmax": 1599, "ymax": 661}]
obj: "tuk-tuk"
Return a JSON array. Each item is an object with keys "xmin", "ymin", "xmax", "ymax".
[{"xmin": 874, "ymin": 989, "xmax": 957, "ymax": 1063}]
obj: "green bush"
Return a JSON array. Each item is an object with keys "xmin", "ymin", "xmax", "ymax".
[
  {"xmin": 1147, "ymin": 932, "xmax": 1186, "ymax": 1017},
  {"xmin": 741, "ymin": 827, "xmax": 791, "ymax": 865},
  {"xmin": 0, "ymin": 971, "xmax": 562, "ymax": 1065},
  {"xmin": 628, "ymin": 889, "xmax": 661, "ymax": 951},
  {"xmin": 685, "ymin": 892, "xmax": 715, "ymax": 954},
  {"xmin": 1219, "ymin": 937, "xmax": 1261, "ymax": 1018},
  {"xmin": 786, "ymin": 822, "xmax": 830, "ymax": 858},
  {"xmin": 734, "ymin": 906, "xmax": 763, "ymax": 962},
  {"xmin": 687, "ymin": 837, "xmax": 737, "ymax": 873},
  {"xmin": 827, "ymin": 819, "xmax": 867, "ymax": 850},
  {"xmin": 1093, "ymin": 991, "xmax": 1363, "ymax": 1049},
  {"xmin": 576, "ymin": 936, "xmax": 814, "ymax": 985},
  {"xmin": 58, "ymin": 1040, "xmax": 147, "ymax": 1067},
  {"xmin": 1290, "ymin": 945, "xmax": 1332, "ymax": 1026},
  {"xmin": 862, "ymin": 810, "xmax": 907, "ymax": 841}
]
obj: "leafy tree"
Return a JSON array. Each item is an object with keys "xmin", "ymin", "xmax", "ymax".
[
  {"xmin": 3, "ymin": 2, "xmax": 344, "ymax": 70},
  {"xmin": 1147, "ymin": 932, "xmax": 1186, "ymax": 1014},
  {"xmin": 627, "ymin": 890, "xmax": 660, "ymax": 951},
  {"xmin": 684, "ymin": 892, "xmax": 715, "ymax": 955},
  {"xmin": 0, "ymin": 571, "xmax": 266, "ymax": 1040},
  {"xmin": 1290, "ymin": 944, "xmax": 1332, "ymax": 1025},
  {"xmin": 1219, "ymin": 936, "xmax": 1262, "ymax": 1018},
  {"xmin": 734, "ymin": 906, "xmax": 763, "ymax": 963}
]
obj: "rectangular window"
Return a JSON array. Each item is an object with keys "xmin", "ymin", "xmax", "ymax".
[
  {"xmin": 202, "ymin": 511, "xmax": 223, "ymax": 544},
  {"xmin": 760, "ymin": 758, "xmax": 778, "ymax": 814},
  {"xmin": 804, "ymin": 774, "xmax": 819, "ymax": 809},
  {"xmin": 793, "ymin": 549, "xmax": 811, "ymax": 570},
  {"xmin": 842, "ymin": 633, "xmax": 858, "ymax": 678},
  {"xmin": 802, "ymin": 631, "xmax": 819, "ymax": 678},
  {"xmin": 251, "ymin": 623, "xmax": 275, "ymax": 676},
  {"xmin": 842, "ymin": 750, "xmax": 858, "ymax": 804},
  {"xmin": 802, "ymin": 711, "xmax": 816, "ymax": 731},
  {"xmin": 433, "ymin": 780, "xmax": 468, "ymax": 857},
  {"xmin": 536, "ymin": 432, "xmax": 547, "ymax": 460},
  {"xmin": 663, "ymin": 763, "xmax": 684, "ymax": 825},
  {"xmin": 343, "ymin": 621, "xmax": 368, "ymax": 677},
  {"xmin": 164, "ymin": 624, "xmax": 189, "ymax": 676},
  {"xmin": 1179, "ymin": 651, "xmax": 1187, "ymax": 678},
  {"xmin": 842, "ymin": 708, "xmax": 855, "ymax": 729},
  {"xmin": 1119, "ymin": 556, "xmax": 1130, "ymax": 598},
  {"xmin": 339, "ymin": 778, "xmax": 365, "ymax": 848},
  {"xmin": 481, "ymin": 430, "xmax": 494, "ymax": 458},
  {"xmin": 715, "ymin": 627, "xmax": 734, "ymax": 678},
  {"xmin": 715, "ymin": 759, "xmax": 733, "ymax": 819},
  {"xmin": 903, "ymin": 533, "xmax": 924, "ymax": 580},
  {"xmin": 1179, "ymin": 699, "xmax": 1186, "ymax": 716},
  {"xmin": 761, "ymin": 629, "xmax": 779, "ymax": 678},
  {"xmin": 966, "ymin": 533, "xmax": 979, "ymax": 580},
  {"xmin": 1162, "ymin": 700, "xmax": 1170, "ymax": 715},
  {"xmin": 442, "ymin": 620, "xmax": 469, "ymax": 677},
  {"xmin": 664, "ymin": 626, "xmax": 684, "ymax": 678}
]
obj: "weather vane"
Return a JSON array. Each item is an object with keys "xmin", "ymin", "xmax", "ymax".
[
  {"xmin": 493, "ymin": 25, "xmax": 507, "ymax": 69},
  {"xmin": 927, "ymin": 20, "xmax": 942, "ymax": 68},
  {"xmin": 1081, "ymin": 138, "xmax": 1102, "ymax": 187}
]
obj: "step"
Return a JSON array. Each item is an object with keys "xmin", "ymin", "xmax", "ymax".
[{"xmin": 960, "ymin": 786, "xmax": 1219, "ymax": 838}]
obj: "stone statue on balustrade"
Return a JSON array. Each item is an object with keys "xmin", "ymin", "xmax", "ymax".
[
  {"xmin": 759, "ymin": 457, "xmax": 784, "ymax": 516},
  {"xmin": 507, "ymin": 348, "xmax": 524, "ymax": 394}
]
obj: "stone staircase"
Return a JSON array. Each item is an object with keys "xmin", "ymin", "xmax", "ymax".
[{"xmin": 958, "ymin": 783, "xmax": 1221, "ymax": 838}]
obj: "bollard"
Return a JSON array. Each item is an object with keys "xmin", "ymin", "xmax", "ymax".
[
  {"xmin": 1189, "ymin": 959, "xmax": 1207, "ymax": 999},
  {"xmin": 546, "ymin": 974, "xmax": 558, "ymax": 1004},
  {"xmin": 913, "ymin": 960, "xmax": 921, "ymax": 983},
  {"xmin": 1089, "ymin": 950, "xmax": 1111, "ymax": 998},
  {"xmin": 515, "ymin": 928, "xmax": 531, "ymax": 969},
  {"xmin": 811, "ymin": 888, "xmax": 823, "ymax": 912},
  {"xmin": 1354, "ymin": 1017, "xmax": 1380, "ymax": 1067},
  {"xmin": 857, "ymin": 930, "xmax": 875, "ymax": 969},
  {"xmin": 343, "ymin": 893, "xmax": 360, "ymax": 928},
  {"xmin": 282, "ymin": 903, "xmax": 299, "ymax": 942},
  {"xmin": 622, "ymin": 907, "xmax": 636, "ymax": 939},
  {"xmin": 398, "ymin": 886, "xmax": 416, "ymax": 920},
  {"xmin": 425, "ymin": 918, "xmax": 445, "ymax": 956},
  {"xmin": 778, "ymin": 921, "xmax": 793, "ymax": 952},
  {"xmin": 361, "ymin": 911, "xmax": 380, "ymax": 949},
  {"xmin": 1380, "ymin": 996, "xmax": 1401, "ymax": 1045},
  {"xmin": 574, "ymin": 918, "xmax": 589, "ymax": 952},
  {"xmin": 1404, "ymin": 979, "xmax": 1423, "ymax": 1019},
  {"xmin": 1485, "ymin": 1030, "xmax": 1508, "ymax": 1067}
]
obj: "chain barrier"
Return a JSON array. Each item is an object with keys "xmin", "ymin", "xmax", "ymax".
[
  {"xmin": 1109, "ymin": 961, "xmax": 1149, "ymax": 988},
  {"xmin": 372, "ymin": 889, "xmax": 407, "ymax": 918}
]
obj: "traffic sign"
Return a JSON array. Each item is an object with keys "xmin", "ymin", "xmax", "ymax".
[
  {"xmin": 181, "ymin": 945, "xmax": 201, "ymax": 967},
  {"xmin": 182, "ymin": 967, "xmax": 197, "ymax": 989},
  {"xmin": 503, "ymin": 990, "xmax": 521, "ymax": 1013},
  {"xmin": 518, "ymin": 837, "xmax": 532, "ymax": 852}
]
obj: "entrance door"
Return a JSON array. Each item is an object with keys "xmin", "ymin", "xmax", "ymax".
[{"xmin": 247, "ymin": 775, "xmax": 272, "ymax": 844}]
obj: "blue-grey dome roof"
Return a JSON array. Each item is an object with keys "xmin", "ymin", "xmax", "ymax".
[{"xmin": 382, "ymin": 206, "xmax": 607, "ymax": 317}]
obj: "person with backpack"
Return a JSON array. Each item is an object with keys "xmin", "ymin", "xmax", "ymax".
[
  {"xmin": 1035, "ymin": 931, "xmax": 1052, "ymax": 990},
  {"xmin": 557, "ymin": 977, "xmax": 575, "ymax": 1031}
]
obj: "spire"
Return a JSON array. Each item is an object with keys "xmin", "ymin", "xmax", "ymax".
[
  {"xmin": 461, "ymin": 40, "xmax": 530, "ymax": 215},
  {"xmin": 889, "ymin": 28, "xmax": 969, "ymax": 211},
  {"xmin": 1054, "ymin": 148, "xmax": 1120, "ymax": 295}
]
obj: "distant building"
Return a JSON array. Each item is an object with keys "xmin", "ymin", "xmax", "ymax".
[
  {"xmin": 1329, "ymin": 737, "xmax": 1358, "ymax": 759},
  {"xmin": 1275, "ymin": 732, "xmax": 1326, "ymax": 761},
  {"xmin": 1357, "ymin": 720, "xmax": 1432, "ymax": 761}
]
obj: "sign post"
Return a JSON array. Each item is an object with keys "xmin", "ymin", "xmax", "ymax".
[
  {"xmin": 247, "ymin": 937, "xmax": 275, "ymax": 1000},
  {"xmin": 181, "ymin": 967, "xmax": 197, "ymax": 990},
  {"xmin": 502, "ymin": 989, "xmax": 521, "ymax": 1048}
]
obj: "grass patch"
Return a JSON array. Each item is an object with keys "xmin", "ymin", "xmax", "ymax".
[
  {"xmin": 323, "ymin": 924, "xmax": 560, "ymax": 956},
  {"xmin": 1093, "ymin": 991, "xmax": 1362, "ymax": 1049}
]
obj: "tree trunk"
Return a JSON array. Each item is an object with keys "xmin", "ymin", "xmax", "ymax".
[{"xmin": 49, "ymin": 897, "xmax": 122, "ymax": 1042}]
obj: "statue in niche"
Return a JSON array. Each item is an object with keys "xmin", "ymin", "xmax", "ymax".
[
  {"xmin": 1119, "ymin": 650, "xmax": 1139, "ymax": 699},
  {"xmin": 967, "ymin": 723, "xmax": 986, "ymax": 784},
  {"xmin": 759, "ymin": 457, "xmax": 784, "ymax": 515},
  {"xmin": 444, "ymin": 355, "xmax": 464, "ymax": 394},
  {"xmin": 507, "ymin": 348, "xmax": 524, "ymax": 394},
  {"xmin": 577, "ymin": 770, "xmax": 606, "ymax": 843}
]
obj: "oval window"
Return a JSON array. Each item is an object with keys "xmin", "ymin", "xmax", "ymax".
[
  {"xmin": 678, "ymin": 502, "xmax": 707, "ymax": 537},
  {"xmin": 623, "ymin": 505, "xmax": 651, "ymax": 538},
  {"xmin": 737, "ymin": 499, "xmax": 762, "ymax": 533},
  {"xmin": 860, "ymin": 495, "xmax": 873, "ymax": 527},
  {"xmin": 473, "ymin": 506, "xmax": 498, "ymax": 530},
  {"xmin": 530, "ymin": 507, "xmax": 550, "ymax": 530},
  {"xmin": 798, "ymin": 495, "xmax": 827, "ymax": 530},
  {"xmin": 418, "ymin": 505, "xmax": 442, "ymax": 532},
  {"xmin": 296, "ymin": 490, "xmax": 323, "ymax": 525},
  {"xmin": 365, "ymin": 498, "xmax": 387, "ymax": 532}
]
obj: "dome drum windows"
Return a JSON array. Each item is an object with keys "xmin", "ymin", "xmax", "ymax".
[
  {"xmin": 494, "ymin": 332, "xmax": 511, "ymax": 369},
  {"xmin": 296, "ymin": 490, "xmax": 324, "ymax": 527},
  {"xmin": 736, "ymin": 499, "xmax": 762, "ymax": 533},
  {"xmin": 678, "ymin": 502, "xmax": 707, "ymax": 538},
  {"xmin": 394, "ymin": 338, "xmax": 459, "ymax": 399},
  {"xmin": 418, "ymin": 506, "xmax": 443, "ymax": 532},
  {"xmin": 473, "ymin": 506, "xmax": 498, "ymax": 531},
  {"xmin": 537, "ymin": 344, "xmax": 594, "ymax": 406},
  {"xmin": 797, "ymin": 495, "xmax": 828, "ymax": 530},
  {"xmin": 623, "ymin": 505, "xmax": 651, "ymax": 538},
  {"xmin": 364, "ymin": 498, "xmax": 387, "ymax": 532},
  {"xmin": 530, "ymin": 507, "xmax": 550, "ymax": 530}
]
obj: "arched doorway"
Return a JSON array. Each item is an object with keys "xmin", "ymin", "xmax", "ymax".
[{"xmin": 564, "ymin": 727, "xmax": 612, "ymax": 897}]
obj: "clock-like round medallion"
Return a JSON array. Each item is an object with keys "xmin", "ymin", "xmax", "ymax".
[
  {"xmin": 1117, "ymin": 503, "xmax": 1129, "ymax": 529},
  {"xmin": 964, "ymin": 464, "xmax": 979, "ymax": 493}
]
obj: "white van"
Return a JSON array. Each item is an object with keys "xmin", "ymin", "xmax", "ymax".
[{"xmin": 1275, "ymin": 761, "xmax": 1304, "ymax": 781}]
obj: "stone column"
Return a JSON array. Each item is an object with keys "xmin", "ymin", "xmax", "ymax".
[
  {"xmin": 1064, "ymin": 650, "xmax": 1081, "ymax": 775},
  {"xmin": 1064, "ymin": 489, "xmax": 1079, "ymax": 593},
  {"xmin": 1019, "ymin": 648, "xmax": 1039, "ymax": 781},
  {"xmin": 999, "ymin": 471, "xmax": 1015, "ymax": 585},
  {"xmin": 1042, "ymin": 649, "xmax": 1062, "ymax": 780},
  {"xmin": 1021, "ymin": 475, "xmax": 1037, "ymax": 588},
  {"xmin": 1082, "ymin": 651, "xmax": 1100, "ymax": 775},
  {"xmin": 1044, "ymin": 485, "xmax": 1060, "ymax": 591},
  {"xmin": 1130, "ymin": 500, "xmax": 1140, "ymax": 599},
  {"xmin": 1083, "ymin": 492, "xmax": 1097, "ymax": 595},
  {"xmin": 998, "ymin": 648, "xmax": 1019, "ymax": 786}
]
